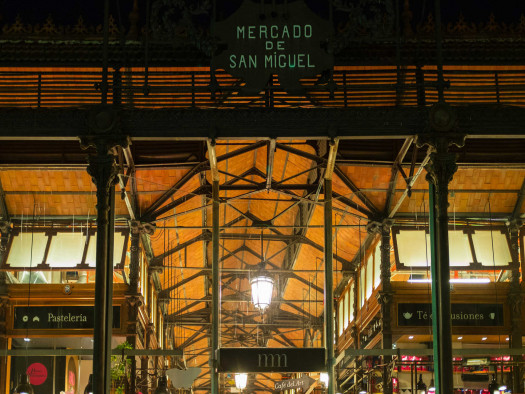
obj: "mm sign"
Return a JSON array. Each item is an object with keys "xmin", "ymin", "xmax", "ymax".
[{"xmin": 217, "ymin": 347, "xmax": 325, "ymax": 373}]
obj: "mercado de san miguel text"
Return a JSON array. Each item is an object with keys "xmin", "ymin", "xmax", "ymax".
[{"xmin": 0, "ymin": 0, "xmax": 524, "ymax": 393}]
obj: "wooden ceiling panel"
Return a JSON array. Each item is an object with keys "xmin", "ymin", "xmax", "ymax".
[
  {"xmin": 5, "ymin": 193, "xmax": 97, "ymax": 216},
  {"xmin": 450, "ymin": 168, "xmax": 525, "ymax": 190},
  {"xmin": 0, "ymin": 169, "xmax": 94, "ymax": 192},
  {"xmin": 135, "ymin": 168, "xmax": 198, "ymax": 193},
  {"xmin": 336, "ymin": 165, "xmax": 392, "ymax": 209}
]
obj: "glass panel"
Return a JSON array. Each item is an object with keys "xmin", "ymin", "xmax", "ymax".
[
  {"xmin": 360, "ymin": 268, "xmax": 365, "ymax": 307},
  {"xmin": 85, "ymin": 232, "xmax": 127, "ymax": 267},
  {"xmin": 396, "ymin": 230, "xmax": 431, "ymax": 267},
  {"xmin": 472, "ymin": 230, "xmax": 512, "ymax": 266},
  {"xmin": 366, "ymin": 254, "xmax": 373, "ymax": 299},
  {"xmin": 338, "ymin": 299, "xmax": 344, "ymax": 335},
  {"xmin": 349, "ymin": 284, "xmax": 354, "ymax": 322},
  {"xmin": 343, "ymin": 292, "xmax": 349, "ymax": 330},
  {"xmin": 6, "ymin": 233, "xmax": 48, "ymax": 267},
  {"xmin": 374, "ymin": 242, "xmax": 381, "ymax": 288},
  {"xmin": 47, "ymin": 232, "xmax": 86, "ymax": 267},
  {"xmin": 448, "ymin": 230, "xmax": 472, "ymax": 266}
]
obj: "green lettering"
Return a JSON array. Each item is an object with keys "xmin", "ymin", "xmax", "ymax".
[
  {"xmin": 230, "ymin": 54, "xmax": 237, "ymax": 68},
  {"xmin": 236, "ymin": 26, "xmax": 245, "ymax": 39},
  {"xmin": 259, "ymin": 25, "xmax": 268, "ymax": 39},
  {"xmin": 305, "ymin": 25, "xmax": 312, "ymax": 38},
  {"xmin": 265, "ymin": 54, "xmax": 273, "ymax": 68}
]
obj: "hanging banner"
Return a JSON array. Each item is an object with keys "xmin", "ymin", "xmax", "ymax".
[
  {"xmin": 398, "ymin": 303, "xmax": 504, "ymax": 327},
  {"xmin": 217, "ymin": 347, "xmax": 325, "ymax": 372},
  {"xmin": 213, "ymin": 0, "xmax": 333, "ymax": 92},
  {"xmin": 13, "ymin": 305, "xmax": 121, "ymax": 329}
]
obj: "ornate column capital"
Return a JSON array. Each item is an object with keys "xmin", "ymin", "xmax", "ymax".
[
  {"xmin": 0, "ymin": 221, "xmax": 11, "ymax": 234},
  {"xmin": 130, "ymin": 220, "xmax": 156, "ymax": 236}
]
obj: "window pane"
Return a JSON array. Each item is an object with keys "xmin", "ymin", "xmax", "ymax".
[
  {"xmin": 349, "ymin": 284, "xmax": 354, "ymax": 322},
  {"xmin": 359, "ymin": 267, "xmax": 366, "ymax": 308},
  {"xmin": 344, "ymin": 292, "xmax": 349, "ymax": 330},
  {"xmin": 472, "ymin": 230, "xmax": 512, "ymax": 266},
  {"xmin": 366, "ymin": 254, "xmax": 373, "ymax": 299},
  {"xmin": 374, "ymin": 242, "xmax": 381, "ymax": 288},
  {"xmin": 338, "ymin": 299, "xmax": 344, "ymax": 335}
]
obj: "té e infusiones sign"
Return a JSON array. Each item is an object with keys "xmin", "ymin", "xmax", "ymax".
[
  {"xmin": 213, "ymin": 0, "xmax": 333, "ymax": 91},
  {"xmin": 398, "ymin": 303, "xmax": 504, "ymax": 327}
]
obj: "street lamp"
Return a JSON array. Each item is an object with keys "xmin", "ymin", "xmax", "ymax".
[
  {"xmin": 488, "ymin": 374, "xmax": 500, "ymax": 394},
  {"xmin": 428, "ymin": 378, "xmax": 435, "ymax": 393},
  {"xmin": 153, "ymin": 375, "xmax": 170, "ymax": 394},
  {"xmin": 235, "ymin": 373, "xmax": 248, "ymax": 390},
  {"xmin": 83, "ymin": 374, "xmax": 93, "ymax": 394},
  {"xmin": 416, "ymin": 374, "xmax": 427, "ymax": 394},
  {"xmin": 14, "ymin": 373, "xmax": 34, "ymax": 394}
]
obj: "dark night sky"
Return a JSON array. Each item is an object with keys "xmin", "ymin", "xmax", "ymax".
[{"xmin": 0, "ymin": 0, "xmax": 523, "ymax": 29}]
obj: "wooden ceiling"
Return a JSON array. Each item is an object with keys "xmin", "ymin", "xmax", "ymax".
[{"xmin": 0, "ymin": 136, "xmax": 524, "ymax": 391}]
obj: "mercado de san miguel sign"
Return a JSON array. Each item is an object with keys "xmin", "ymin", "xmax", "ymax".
[
  {"xmin": 398, "ymin": 303, "xmax": 504, "ymax": 327},
  {"xmin": 217, "ymin": 347, "xmax": 325, "ymax": 373},
  {"xmin": 213, "ymin": 0, "xmax": 333, "ymax": 92}
]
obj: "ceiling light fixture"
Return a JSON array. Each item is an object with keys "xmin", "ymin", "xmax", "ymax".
[
  {"xmin": 250, "ymin": 231, "xmax": 274, "ymax": 311},
  {"xmin": 408, "ymin": 335, "xmax": 414, "ymax": 339},
  {"xmin": 457, "ymin": 336, "xmax": 463, "ymax": 340},
  {"xmin": 153, "ymin": 375, "xmax": 170, "ymax": 394},
  {"xmin": 14, "ymin": 373, "xmax": 34, "ymax": 394},
  {"xmin": 235, "ymin": 373, "xmax": 248, "ymax": 390},
  {"xmin": 488, "ymin": 374, "xmax": 499, "ymax": 394},
  {"xmin": 320, "ymin": 372, "xmax": 329, "ymax": 386},
  {"xmin": 482, "ymin": 337, "xmax": 487, "ymax": 341},
  {"xmin": 83, "ymin": 374, "xmax": 93, "ymax": 394},
  {"xmin": 416, "ymin": 374, "xmax": 427, "ymax": 394},
  {"xmin": 408, "ymin": 278, "xmax": 490, "ymax": 284},
  {"xmin": 428, "ymin": 378, "xmax": 436, "ymax": 393}
]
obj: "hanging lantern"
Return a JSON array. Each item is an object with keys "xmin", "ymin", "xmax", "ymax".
[
  {"xmin": 14, "ymin": 373, "xmax": 34, "ymax": 394},
  {"xmin": 154, "ymin": 375, "xmax": 170, "ymax": 394},
  {"xmin": 428, "ymin": 378, "xmax": 435, "ymax": 393},
  {"xmin": 357, "ymin": 382, "xmax": 367, "ymax": 394},
  {"xmin": 416, "ymin": 374, "xmax": 427, "ymax": 394},
  {"xmin": 250, "ymin": 274, "xmax": 273, "ymax": 311},
  {"xmin": 83, "ymin": 374, "xmax": 93, "ymax": 394},
  {"xmin": 488, "ymin": 375, "xmax": 499, "ymax": 394},
  {"xmin": 320, "ymin": 372, "xmax": 329, "ymax": 386},
  {"xmin": 235, "ymin": 373, "xmax": 248, "ymax": 390}
]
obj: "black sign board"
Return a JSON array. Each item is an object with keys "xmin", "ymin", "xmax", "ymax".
[
  {"xmin": 14, "ymin": 306, "xmax": 121, "ymax": 330},
  {"xmin": 217, "ymin": 347, "xmax": 325, "ymax": 373},
  {"xmin": 213, "ymin": 0, "xmax": 333, "ymax": 92},
  {"xmin": 398, "ymin": 303, "xmax": 504, "ymax": 327}
]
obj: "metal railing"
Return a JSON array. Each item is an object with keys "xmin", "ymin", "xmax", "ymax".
[{"xmin": 0, "ymin": 67, "xmax": 524, "ymax": 109}]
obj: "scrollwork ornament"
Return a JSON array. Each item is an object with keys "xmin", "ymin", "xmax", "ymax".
[{"xmin": 425, "ymin": 150, "xmax": 459, "ymax": 198}]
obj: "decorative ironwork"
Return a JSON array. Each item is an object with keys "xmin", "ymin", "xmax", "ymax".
[{"xmin": 1, "ymin": 14, "xmax": 121, "ymax": 39}]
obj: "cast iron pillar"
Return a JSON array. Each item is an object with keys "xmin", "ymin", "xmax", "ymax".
[
  {"xmin": 80, "ymin": 107, "xmax": 128, "ymax": 394},
  {"xmin": 0, "ymin": 221, "xmax": 11, "ymax": 295},
  {"xmin": 508, "ymin": 220, "xmax": 523, "ymax": 393},
  {"xmin": 211, "ymin": 178, "xmax": 220, "ymax": 394},
  {"xmin": 126, "ymin": 222, "xmax": 143, "ymax": 394},
  {"xmin": 324, "ymin": 178, "xmax": 335, "ymax": 394},
  {"xmin": 0, "ymin": 222, "xmax": 11, "ymax": 392},
  {"xmin": 418, "ymin": 103, "xmax": 465, "ymax": 394},
  {"xmin": 374, "ymin": 220, "xmax": 393, "ymax": 394}
]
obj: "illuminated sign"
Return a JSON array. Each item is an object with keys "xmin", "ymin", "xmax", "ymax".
[
  {"xmin": 14, "ymin": 306, "xmax": 121, "ymax": 329},
  {"xmin": 217, "ymin": 347, "xmax": 325, "ymax": 372},
  {"xmin": 213, "ymin": 0, "xmax": 333, "ymax": 91},
  {"xmin": 398, "ymin": 303, "xmax": 504, "ymax": 327}
]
